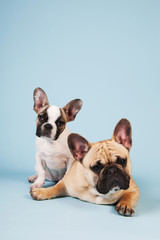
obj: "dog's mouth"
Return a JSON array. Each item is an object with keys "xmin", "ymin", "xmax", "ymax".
[
  {"xmin": 36, "ymin": 128, "xmax": 54, "ymax": 140},
  {"xmin": 96, "ymin": 166, "xmax": 130, "ymax": 194},
  {"xmin": 36, "ymin": 130, "xmax": 62, "ymax": 142},
  {"xmin": 96, "ymin": 178, "xmax": 129, "ymax": 194}
]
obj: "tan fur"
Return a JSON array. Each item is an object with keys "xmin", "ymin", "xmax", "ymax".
[
  {"xmin": 30, "ymin": 118, "xmax": 139, "ymax": 216},
  {"xmin": 30, "ymin": 138, "xmax": 139, "ymax": 216},
  {"xmin": 30, "ymin": 180, "xmax": 67, "ymax": 200}
]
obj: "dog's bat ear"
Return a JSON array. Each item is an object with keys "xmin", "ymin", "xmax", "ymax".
[
  {"xmin": 33, "ymin": 88, "xmax": 49, "ymax": 113},
  {"xmin": 68, "ymin": 133, "xmax": 91, "ymax": 162},
  {"xmin": 112, "ymin": 118, "xmax": 132, "ymax": 151},
  {"xmin": 62, "ymin": 99, "xmax": 83, "ymax": 122}
]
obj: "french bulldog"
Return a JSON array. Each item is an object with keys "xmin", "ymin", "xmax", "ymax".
[
  {"xmin": 28, "ymin": 87, "xmax": 83, "ymax": 189},
  {"xmin": 30, "ymin": 118, "xmax": 140, "ymax": 216}
]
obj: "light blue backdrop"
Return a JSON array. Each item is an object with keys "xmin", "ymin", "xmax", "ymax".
[{"xmin": 0, "ymin": 1, "xmax": 160, "ymax": 240}]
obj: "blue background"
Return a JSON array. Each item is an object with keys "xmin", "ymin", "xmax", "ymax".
[{"xmin": 1, "ymin": 0, "xmax": 160, "ymax": 239}]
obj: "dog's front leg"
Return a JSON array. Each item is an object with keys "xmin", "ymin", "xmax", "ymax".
[
  {"xmin": 115, "ymin": 181, "xmax": 140, "ymax": 216},
  {"xmin": 30, "ymin": 179, "xmax": 67, "ymax": 200},
  {"xmin": 30, "ymin": 154, "xmax": 45, "ymax": 189}
]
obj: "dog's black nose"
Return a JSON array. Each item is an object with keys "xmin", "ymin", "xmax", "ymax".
[
  {"xmin": 107, "ymin": 167, "xmax": 118, "ymax": 176},
  {"xmin": 44, "ymin": 123, "xmax": 53, "ymax": 130}
]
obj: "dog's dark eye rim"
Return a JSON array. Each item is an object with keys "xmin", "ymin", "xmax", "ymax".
[
  {"xmin": 56, "ymin": 118, "xmax": 65, "ymax": 126},
  {"xmin": 90, "ymin": 161, "xmax": 104, "ymax": 173},
  {"xmin": 38, "ymin": 113, "xmax": 47, "ymax": 121},
  {"xmin": 116, "ymin": 156, "xmax": 127, "ymax": 167},
  {"xmin": 56, "ymin": 120, "xmax": 65, "ymax": 126}
]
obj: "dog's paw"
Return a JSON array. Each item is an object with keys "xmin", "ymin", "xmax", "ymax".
[
  {"xmin": 28, "ymin": 175, "xmax": 37, "ymax": 183},
  {"xmin": 115, "ymin": 201, "xmax": 135, "ymax": 216},
  {"xmin": 30, "ymin": 188, "xmax": 50, "ymax": 200},
  {"xmin": 30, "ymin": 181, "xmax": 44, "ymax": 190}
]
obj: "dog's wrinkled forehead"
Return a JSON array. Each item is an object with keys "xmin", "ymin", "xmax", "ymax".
[
  {"xmin": 84, "ymin": 140, "xmax": 129, "ymax": 165},
  {"xmin": 92, "ymin": 142, "xmax": 108, "ymax": 161},
  {"xmin": 106, "ymin": 140, "xmax": 129, "ymax": 159},
  {"xmin": 83, "ymin": 142, "xmax": 108, "ymax": 166}
]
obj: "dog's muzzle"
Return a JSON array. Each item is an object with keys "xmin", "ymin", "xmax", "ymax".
[
  {"xmin": 96, "ymin": 165, "xmax": 130, "ymax": 194},
  {"xmin": 36, "ymin": 123, "xmax": 53, "ymax": 138}
]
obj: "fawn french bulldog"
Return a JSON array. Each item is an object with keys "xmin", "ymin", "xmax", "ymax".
[
  {"xmin": 28, "ymin": 88, "xmax": 82, "ymax": 189},
  {"xmin": 30, "ymin": 118, "xmax": 139, "ymax": 216}
]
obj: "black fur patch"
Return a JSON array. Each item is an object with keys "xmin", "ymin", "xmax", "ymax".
[
  {"xmin": 36, "ymin": 108, "xmax": 49, "ymax": 137},
  {"xmin": 55, "ymin": 110, "xmax": 66, "ymax": 140},
  {"xmin": 96, "ymin": 164, "xmax": 130, "ymax": 194},
  {"xmin": 90, "ymin": 161, "xmax": 104, "ymax": 174}
]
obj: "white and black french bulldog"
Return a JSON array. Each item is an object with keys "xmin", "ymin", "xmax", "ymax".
[{"xmin": 28, "ymin": 88, "xmax": 83, "ymax": 189}]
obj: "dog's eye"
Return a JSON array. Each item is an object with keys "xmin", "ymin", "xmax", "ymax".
[
  {"xmin": 90, "ymin": 161, "xmax": 104, "ymax": 174},
  {"xmin": 116, "ymin": 157, "xmax": 127, "ymax": 167},
  {"xmin": 38, "ymin": 113, "xmax": 47, "ymax": 121},
  {"xmin": 38, "ymin": 114, "xmax": 44, "ymax": 121},
  {"xmin": 56, "ymin": 120, "xmax": 65, "ymax": 127}
]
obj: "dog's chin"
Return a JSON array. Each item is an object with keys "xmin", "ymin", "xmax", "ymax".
[
  {"xmin": 36, "ymin": 132, "xmax": 56, "ymax": 142},
  {"xmin": 41, "ymin": 135, "xmax": 55, "ymax": 142}
]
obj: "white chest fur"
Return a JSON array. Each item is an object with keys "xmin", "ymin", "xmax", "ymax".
[
  {"xmin": 35, "ymin": 127, "xmax": 74, "ymax": 181},
  {"xmin": 89, "ymin": 186, "xmax": 123, "ymax": 205}
]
